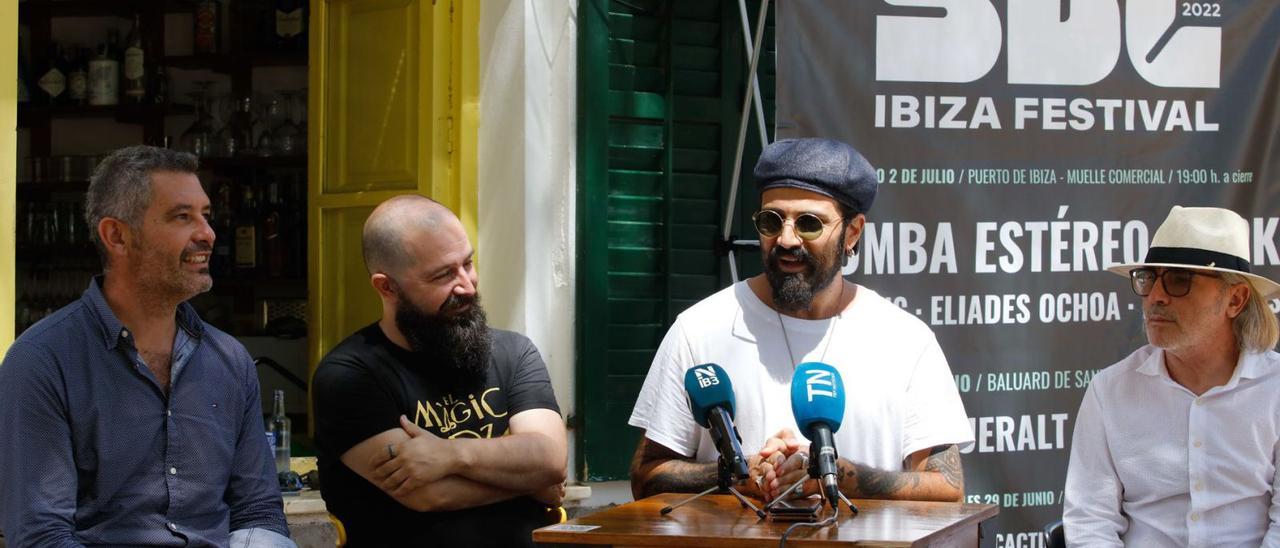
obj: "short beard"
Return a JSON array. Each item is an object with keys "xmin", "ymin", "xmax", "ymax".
[
  {"xmin": 395, "ymin": 292, "xmax": 492, "ymax": 390},
  {"xmin": 764, "ymin": 236, "xmax": 844, "ymax": 313}
]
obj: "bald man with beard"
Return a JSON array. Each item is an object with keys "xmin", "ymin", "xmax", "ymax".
[{"xmin": 310, "ymin": 196, "xmax": 566, "ymax": 547}]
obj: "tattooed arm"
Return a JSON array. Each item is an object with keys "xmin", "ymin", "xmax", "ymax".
[
  {"xmin": 759, "ymin": 444, "xmax": 964, "ymax": 502},
  {"xmin": 835, "ymin": 444, "xmax": 964, "ymax": 502},
  {"xmin": 629, "ymin": 434, "xmax": 719, "ymax": 500}
]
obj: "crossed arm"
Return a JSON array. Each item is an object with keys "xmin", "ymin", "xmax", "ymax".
[
  {"xmin": 629, "ymin": 428, "xmax": 964, "ymax": 502},
  {"xmin": 341, "ymin": 409, "xmax": 567, "ymax": 512}
]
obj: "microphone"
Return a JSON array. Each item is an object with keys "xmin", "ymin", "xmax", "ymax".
[
  {"xmin": 683, "ymin": 364, "xmax": 750, "ymax": 479},
  {"xmin": 790, "ymin": 361, "xmax": 846, "ymax": 508}
]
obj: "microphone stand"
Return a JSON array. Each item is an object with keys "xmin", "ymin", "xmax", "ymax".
[
  {"xmin": 660, "ymin": 455, "xmax": 765, "ymax": 518},
  {"xmin": 763, "ymin": 443, "xmax": 859, "ymax": 515}
]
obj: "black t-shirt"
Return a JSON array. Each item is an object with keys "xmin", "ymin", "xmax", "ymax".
[{"xmin": 312, "ymin": 323, "xmax": 561, "ymax": 547}]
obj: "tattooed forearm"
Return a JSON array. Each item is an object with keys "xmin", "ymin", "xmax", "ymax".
[
  {"xmin": 641, "ymin": 461, "xmax": 718, "ymax": 497},
  {"xmin": 836, "ymin": 460, "xmax": 906, "ymax": 498},
  {"xmin": 630, "ymin": 435, "xmax": 719, "ymax": 499},
  {"xmin": 923, "ymin": 445, "xmax": 964, "ymax": 491},
  {"xmin": 833, "ymin": 444, "xmax": 965, "ymax": 502}
]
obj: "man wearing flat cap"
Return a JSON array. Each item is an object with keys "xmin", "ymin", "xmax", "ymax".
[
  {"xmin": 1064, "ymin": 206, "xmax": 1280, "ymax": 547},
  {"xmin": 628, "ymin": 138, "xmax": 972, "ymax": 503}
]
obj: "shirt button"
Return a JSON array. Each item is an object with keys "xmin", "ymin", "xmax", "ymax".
[
  {"xmin": 168, "ymin": 467, "xmax": 177, "ymax": 475},
  {"xmin": 1195, "ymin": 398, "xmax": 1204, "ymax": 406},
  {"xmin": 166, "ymin": 409, "xmax": 172, "ymax": 417},
  {"xmin": 1190, "ymin": 512, "xmax": 1200, "ymax": 521},
  {"xmin": 1194, "ymin": 481, "xmax": 1204, "ymax": 491},
  {"xmin": 1194, "ymin": 440, "xmax": 1203, "ymax": 448},
  {"xmin": 121, "ymin": 329, "xmax": 129, "ymax": 338},
  {"xmin": 167, "ymin": 522, "xmax": 178, "ymax": 532}
]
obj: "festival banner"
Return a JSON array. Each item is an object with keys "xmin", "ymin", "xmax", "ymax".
[{"xmin": 775, "ymin": 1, "xmax": 1280, "ymax": 545}]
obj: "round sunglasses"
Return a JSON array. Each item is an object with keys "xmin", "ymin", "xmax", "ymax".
[
  {"xmin": 1129, "ymin": 267, "xmax": 1220, "ymax": 298},
  {"xmin": 751, "ymin": 210, "xmax": 843, "ymax": 241}
]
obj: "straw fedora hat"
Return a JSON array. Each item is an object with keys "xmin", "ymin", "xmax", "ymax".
[{"xmin": 1107, "ymin": 206, "xmax": 1280, "ymax": 298}]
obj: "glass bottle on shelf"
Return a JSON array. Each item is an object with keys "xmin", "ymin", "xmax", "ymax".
[
  {"xmin": 285, "ymin": 174, "xmax": 306, "ymax": 279},
  {"xmin": 234, "ymin": 185, "xmax": 259, "ymax": 272},
  {"xmin": 212, "ymin": 182, "xmax": 234, "ymax": 276},
  {"xmin": 38, "ymin": 43, "xmax": 67, "ymax": 106},
  {"xmin": 152, "ymin": 65, "xmax": 169, "ymax": 105},
  {"xmin": 123, "ymin": 14, "xmax": 147, "ymax": 103},
  {"xmin": 273, "ymin": 0, "xmax": 308, "ymax": 53},
  {"xmin": 17, "ymin": 25, "xmax": 31, "ymax": 104},
  {"xmin": 263, "ymin": 181, "xmax": 284, "ymax": 277},
  {"xmin": 107, "ymin": 28, "xmax": 123, "ymax": 104},
  {"xmin": 67, "ymin": 46, "xmax": 89, "ymax": 106},
  {"xmin": 226, "ymin": 96, "xmax": 257, "ymax": 157},
  {"xmin": 88, "ymin": 43, "xmax": 119, "ymax": 106},
  {"xmin": 193, "ymin": 0, "xmax": 220, "ymax": 54}
]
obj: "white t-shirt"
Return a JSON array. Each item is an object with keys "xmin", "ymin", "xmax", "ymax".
[{"xmin": 628, "ymin": 281, "xmax": 973, "ymax": 470}]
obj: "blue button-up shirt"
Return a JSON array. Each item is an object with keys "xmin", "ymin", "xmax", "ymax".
[{"xmin": 0, "ymin": 278, "xmax": 293, "ymax": 547}]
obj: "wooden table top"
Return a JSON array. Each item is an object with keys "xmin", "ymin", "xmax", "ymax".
[{"xmin": 535, "ymin": 494, "xmax": 999, "ymax": 547}]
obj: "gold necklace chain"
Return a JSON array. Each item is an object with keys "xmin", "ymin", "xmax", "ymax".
[{"xmin": 777, "ymin": 281, "xmax": 844, "ymax": 370}]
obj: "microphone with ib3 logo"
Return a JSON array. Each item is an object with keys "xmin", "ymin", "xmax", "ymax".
[
  {"xmin": 683, "ymin": 363, "xmax": 749, "ymax": 479},
  {"xmin": 659, "ymin": 364, "xmax": 765, "ymax": 518}
]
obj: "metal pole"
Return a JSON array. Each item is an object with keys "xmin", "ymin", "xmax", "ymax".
[
  {"xmin": 722, "ymin": 0, "xmax": 771, "ymax": 283},
  {"xmin": 736, "ymin": 0, "xmax": 770, "ymax": 149}
]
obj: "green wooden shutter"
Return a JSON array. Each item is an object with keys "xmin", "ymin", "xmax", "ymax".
[{"xmin": 576, "ymin": 0, "xmax": 775, "ymax": 482}]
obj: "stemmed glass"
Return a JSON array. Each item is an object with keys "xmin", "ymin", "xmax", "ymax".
[
  {"xmin": 178, "ymin": 81, "xmax": 216, "ymax": 157},
  {"xmin": 256, "ymin": 94, "xmax": 284, "ymax": 157},
  {"xmin": 272, "ymin": 90, "xmax": 303, "ymax": 156}
]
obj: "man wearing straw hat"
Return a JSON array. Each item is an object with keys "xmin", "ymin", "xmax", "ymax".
[{"xmin": 1064, "ymin": 206, "xmax": 1280, "ymax": 546}]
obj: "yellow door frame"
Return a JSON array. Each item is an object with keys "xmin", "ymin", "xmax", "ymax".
[
  {"xmin": 306, "ymin": 0, "xmax": 480, "ymax": 386},
  {"xmin": 1, "ymin": 0, "xmax": 17, "ymax": 353}
]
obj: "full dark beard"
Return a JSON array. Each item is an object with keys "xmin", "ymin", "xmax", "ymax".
[
  {"xmin": 764, "ymin": 241, "xmax": 843, "ymax": 313},
  {"xmin": 395, "ymin": 293, "xmax": 492, "ymax": 390}
]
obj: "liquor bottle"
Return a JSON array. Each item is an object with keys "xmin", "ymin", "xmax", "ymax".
[
  {"xmin": 37, "ymin": 43, "xmax": 67, "ymax": 105},
  {"xmin": 284, "ymin": 175, "xmax": 306, "ymax": 279},
  {"xmin": 226, "ymin": 96, "xmax": 256, "ymax": 157},
  {"xmin": 151, "ymin": 65, "xmax": 169, "ymax": 104},
  {"xmin": 193, "ymin": 0, "xmax": 220, "ymax": 54},
  {"xmin": 234, "ymin": 186, "xmax": 259, "ymax": 272},
  {"xmin": 212, "ymin": 183, "xmax": 234, "ymax": 276},
  {"xmin": 265, "ymin": 390, "xmax": 292, "ymax": 474},
  {"xmin": 17, "ymin": 37, "xmax": 31, "ymax": 104},
  {"xmin": 123, "ymin": 14, "xmax": 147, "ymax": 103},
  {"xmin": 88, "ymin": 43, "xmax": 119, "ymax": 106},
  {"xmin": 274, "ymin": 0, "xmax": 307, "ymax": 52},
  {"xmin": 67, "ymin": 46, "xmax": 89, "ymax": 106},
  {"xmin": 263, "ymin": 181, "xmax": 284, "ymax": 278}
]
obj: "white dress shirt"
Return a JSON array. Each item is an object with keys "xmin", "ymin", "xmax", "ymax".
[{"xmin": 1064, "ymin": 345, "xmax": 1280, "ymax": 547}]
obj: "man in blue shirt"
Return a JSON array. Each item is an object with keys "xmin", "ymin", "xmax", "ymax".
[{"xmin": 0, "ymin": 146, "xmax": 293, "ymax": 547}]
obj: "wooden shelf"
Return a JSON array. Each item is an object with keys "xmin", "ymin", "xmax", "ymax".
[
  {"xmin": 165, "ymin": 52, "xmax": 308, "ymax": 72},
  {"xmin": 19, "ymin": 0, "xmax": 193, "ymax": 20},
  {"xmin": 18, "ymin": 103, "xmax": 196, "ymax": 128},
  {"xmin": 199, "ymin": 155, "xmax": 307, "ymax": 170},
  {"xmin": 16, "ymin": 180, "xmax": 90, "ymax": 195}
]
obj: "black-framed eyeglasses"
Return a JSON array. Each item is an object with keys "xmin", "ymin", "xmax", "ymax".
[
  {"xmin": 1129, "ymin": 267, "xmax": 1220, "ymax": 298},
  {"xmin": 752, "ymin": 210, "xmax": 842, "ymax": 241}
]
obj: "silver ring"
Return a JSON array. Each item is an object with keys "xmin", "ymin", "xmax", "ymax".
[{"xmin": 387, "ymin": 443, "xmax": 397, "ymax": 459}]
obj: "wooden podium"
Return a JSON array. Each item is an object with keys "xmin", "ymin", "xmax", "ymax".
[{"xmin": 534, "ymin": 494, "xmax": 998, "ymax": 547}]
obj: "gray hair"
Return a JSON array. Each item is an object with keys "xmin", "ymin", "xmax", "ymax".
[
  {"xmin": 1221, "ymin": 273, "xmax": 1280, "ymax": 353},
  {"xmin": 84, "ymin": 145, "xmax": 199, "ymax": 265}
]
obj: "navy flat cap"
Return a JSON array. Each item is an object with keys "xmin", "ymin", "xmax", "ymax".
[{"xmin": 754, "ymin": 138, "xmax": 878, "ymax": 214}]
